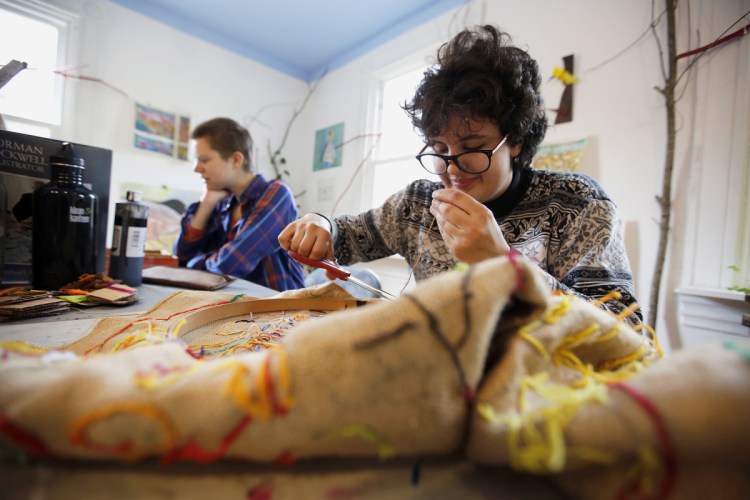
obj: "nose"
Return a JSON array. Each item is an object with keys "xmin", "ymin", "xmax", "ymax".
[
  {"xmin": 193, "ymin": 162, "xmax": 201, "ymax": 173},
  {"xmin": 444, "ymin": 157, "xmax": 461, "ymax": 175}
]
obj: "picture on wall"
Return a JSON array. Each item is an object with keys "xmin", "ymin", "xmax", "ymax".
[
  {"xmin": 313, "ymin": 122, "xmax": 344, "ymax": 171},
  {"xmin": 532, "ymin": 138, "xmax": 587, "ymax": 172},
  {"xmin": 134, "ymin": 134, "xmax": 174, "ymax": 157},
  {"xmin": 133, "ymin": 103, "xmax": 191, "ymax": 160}
]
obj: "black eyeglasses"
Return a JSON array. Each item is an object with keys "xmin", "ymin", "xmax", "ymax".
[{"xmin": 416, "ymin": 136, "xmax": 509, "ymax": 175}]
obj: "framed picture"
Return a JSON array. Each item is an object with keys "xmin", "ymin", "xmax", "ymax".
[
  {"xmin": 532, "ymin": 138, "xmax": 587, "ymax": 172},
  {"xmin": 134, "ymin": 103, "xmax": 190, "ymax": 160},
  {"xmin": 313, "ymin": 122, "xmax": 344, "ymax": 171}
]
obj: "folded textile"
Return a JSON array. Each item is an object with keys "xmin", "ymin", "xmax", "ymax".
[{"xmin": 1, "ymin": 254, "xmax": 747, "ymax": 499}]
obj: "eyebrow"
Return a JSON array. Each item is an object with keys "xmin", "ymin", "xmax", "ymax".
[{"xmin": 430, "ymin": 133, "xmax": 490, "ymax": 145}]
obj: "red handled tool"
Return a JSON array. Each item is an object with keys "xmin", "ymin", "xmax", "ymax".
[{"xmin": 288, "ymin": 250, "xmax": 396, "ymax": 300}]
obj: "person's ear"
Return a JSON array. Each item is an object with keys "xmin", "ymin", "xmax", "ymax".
[
  {"xmin": 509, "ymin": 143, "xmax": 522, "ymax": 159},
  {"xmin": 232, "ymin": 151, "xmax": 245, "ymax": 169}
]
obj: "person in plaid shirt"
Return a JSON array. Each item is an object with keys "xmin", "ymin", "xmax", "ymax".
[{"xmin": 175, "ymin": 117, "xmax": 304, "ymax": 291}]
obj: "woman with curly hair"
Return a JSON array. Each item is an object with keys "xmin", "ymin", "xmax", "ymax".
[{"xmin": 280, "ymin": 25, "xmax": 640, "ymax": 323}]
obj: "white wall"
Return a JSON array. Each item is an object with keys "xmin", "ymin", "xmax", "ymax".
[
  {"xmin": 296, "ymin": 1, "xmax": 665, "ymax": 316},
  {"xmin": 292, "ymin": 0, "xmax": 748, "ymax": 348},
  {"xmin": 669, "ymin": 1, "xmax": 750, "ymax": 349},
  {"xmin": 37, "ymin": 0, "xmax": 748, "ymax": 349},
  {"xmin": 43, "ymin": 0, "xmax": 309, "ymax": 230}
]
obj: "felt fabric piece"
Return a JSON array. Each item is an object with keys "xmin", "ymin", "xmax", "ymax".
[
  {"xmin": 0, "ymin": 255, "xmax": 549, "ymax": 462},
  {"xmin": 553, "ymin": 342, "xmax": 750, "ymax": 499},
  {"xmin": 1, "ymin": 254, "xmax": 748, "ymax": 500},
  {"xmin": 466, "ymin": 292, "xmax": 658, "ymax": 468}
]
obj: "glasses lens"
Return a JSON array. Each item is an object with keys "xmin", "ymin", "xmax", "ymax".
[
  {"xmin": 418, "ymin": 154, "xmax": 447, "ymax": 174},
  {"xmin": 455, "ymin": 152, "xmax": 491, "ymax": 173}
]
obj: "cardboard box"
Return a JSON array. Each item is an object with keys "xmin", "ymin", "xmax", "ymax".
[{"xmin": 0, "ymin": 130, "xmax": 112, "ymax": 285}]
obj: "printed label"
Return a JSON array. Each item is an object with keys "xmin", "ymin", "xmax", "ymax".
[
  {"xmin": 69, "ymin": 206, "xmax": 92, "ymax": 223},
  {"xmin": 111, "ymin": 225, "xmax": 122, "ymax": 257},
  {"xmin": 125, "ymin": 226, "xmax": 147, "ymax": 258}
]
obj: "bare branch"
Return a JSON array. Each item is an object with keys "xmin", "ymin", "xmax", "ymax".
[
  {"xmin": 647, "ymin": 0, "xmax": 678, "ymax": 327},
  {"xmin": 650, "ymin": 0, "xmax": 668, "ymax": 81},
  {"xmin": 266, "ymin": 70, "xmax": 328, "ymax": 180}
]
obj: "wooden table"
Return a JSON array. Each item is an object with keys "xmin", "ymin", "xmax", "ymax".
[{"xmin": 0, "ymin": 279, "xmax": 277, "ymax": 346}]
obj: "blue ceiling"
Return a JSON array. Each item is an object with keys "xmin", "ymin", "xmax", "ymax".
[{"xmin": 109, "ymin": 0, "xmax": 467, "ymax": 82}]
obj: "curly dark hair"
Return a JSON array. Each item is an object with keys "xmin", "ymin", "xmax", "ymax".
[
  {"xmin": 403, "ymin": 25, "xmax": 547, "ymax": 167},
  {"xmin": 192, "ymin": 117, "xmax": 254, "ymax": 173}
]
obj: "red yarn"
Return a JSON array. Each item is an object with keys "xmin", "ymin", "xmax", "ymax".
[
  {"xmin": 161, "ymin": 415, "xmax": 251, "ymax": 465},
  {"xmin": 0, "ymin": 414, "xmax": 50, "ymax": 458},
  {"xmin": 507, "ymin": 248, "xmax": 526, "ymax": 292},
  {"xmin": 610, "ymin": 382, "xmax": 677, "ymax": 499}
]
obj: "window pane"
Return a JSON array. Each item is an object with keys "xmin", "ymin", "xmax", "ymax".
[
  {"xmin": 377, "ymin": 67, "xmax": 426, "ymax": 159},
  {"xmin": 0, "ymin": 8, "xmax": 61, "ymax": 124},
  {"xmin": 372, "ymin": 158, "xmax": 429, "ymax": 208},
  {"xmin": 2, "ymin": 117, "xmax": 51, "ymax": 138}
]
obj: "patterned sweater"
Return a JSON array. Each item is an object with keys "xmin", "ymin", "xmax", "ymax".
[{"xmin": 332, "ymin": 166, "xmax": 641, "ymax": 324}]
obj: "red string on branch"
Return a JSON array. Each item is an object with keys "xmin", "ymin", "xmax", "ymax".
[{"xmin": 676, "ymin": 23, "xmax": 749, "ymax": 60}]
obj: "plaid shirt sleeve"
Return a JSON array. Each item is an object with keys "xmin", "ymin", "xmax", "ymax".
[{"xmin": 174, "ymin": 178, "xmax": 304, "ymax": 291}]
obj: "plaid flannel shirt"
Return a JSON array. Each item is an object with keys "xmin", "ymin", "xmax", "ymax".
[{"xmin": 175, "ymin": 173, "xmax": 304, "ymax": 291}]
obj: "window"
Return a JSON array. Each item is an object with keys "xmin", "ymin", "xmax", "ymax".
[
  {"xmin": 368, "ymin": 60, "xmax": 431, "ymax": 209},
  {"xmin": 0, "ymin": 0, "xmax": 73, "ymax": 136},
  {"xmin": 734, "ymin": 145, "xmax": 750, "ymax": 291}
]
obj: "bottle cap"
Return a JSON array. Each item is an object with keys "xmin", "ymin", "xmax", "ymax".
[{"xmin": 50, "ymin": 142, "xmax": 85, "ymax": 167}]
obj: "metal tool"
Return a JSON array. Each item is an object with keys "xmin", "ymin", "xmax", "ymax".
[{"xmin": 288, "ymin": 250, "xmax": 396, "ymax": 300}]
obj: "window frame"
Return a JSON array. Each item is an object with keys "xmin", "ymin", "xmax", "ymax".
[
  {"xmin": 0, "ymin": 0, "xmax": 76, "ymax": 136},
  {"xmin": 360, "ymin": 46, "xmax": 440, "ymax": 212}
]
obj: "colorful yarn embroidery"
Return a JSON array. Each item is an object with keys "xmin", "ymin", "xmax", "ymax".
[
  {"xmin": 482, "ymin": 290, "xmax": 656, "ymax": 474},
  {"xmin": 134, "ymin": 362, "xmax": 202, "ymax": 391},
  {"xmin": 610, "ymin": 382, "xmax": 677, "ymax": 499},
  {"xmin": 223, "ymin": 347, "xmax": 293, "ymax": 420},
  {"xmin": 69, "ymin": 402, "xmax": 179, "ymax": 460},
  {"xmin": 0, "ymin": 414, "xmax": 50, "ymax": 458},
  {"xmin": 160, "ymin": 415, "xmax": 251, "ymax": 465},
  {"xmin": 0, "ymin": 341, "xmax": 49, "ymax": 357},
  {"xmin": 186, "ymin": 312, "xmax": 324, "ymax": 359},
  {"xmin": 478, "ymin": 374, "xmax": 614, "ymax": 473}
]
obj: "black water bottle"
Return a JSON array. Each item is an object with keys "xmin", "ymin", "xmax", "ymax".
[
  {"xmin": 32, "ymin": 142, "xmax": 98, "ymax": 290},
  {"xmin": 109, "ymin": 190, "xmax": 149, "ymax": 286}
]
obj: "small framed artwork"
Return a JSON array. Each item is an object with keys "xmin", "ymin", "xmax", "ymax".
[
  {"xmin": 532, "ymin": 138, "xmax": 587, "ymax": 172},
  {"xmin": 313, "ymin": 122, "xmax": 344, "ymax": 171},
  {"xmin": 134, "ymin": 102, "xmax": 190, "ymax": 160}
]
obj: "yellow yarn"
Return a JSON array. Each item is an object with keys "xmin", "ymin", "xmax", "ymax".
[
  {"xmin": 222, "ymin": 347, "xmax": 293, "ymax": 419},
  {"xmin": 0, "ymin": 340, "xmax": 49, "ymax": 355},
  {"xmin": 169, "ymin": 319, "xmax": 187, "ymax": 340},
  {"xmin": 492, "ymin": 291, "xmax": 658, "ymax": 473},
  {"xmin": 273, "ymin": 346, "xmax": 294, "ymax": 409},
  {"xmin": 518, "ymin": 326, "xmax": 549, "ymax": 360},
  {"xmin": 634, "ymin": 323, "xmax": 665, "ymax": 357},
  {"xmin": 544, "ymin": 294, "xmax": 572, "ymax": 323},
  {"xmin": 479, "ymin": 375, "xmax": 613, "ymax": 473},
  {"xmin": 68, "ymin": 401, "xmax": 179, "ymax": 460},
  {"xmin": 624, "ymin": 444, "xmax": 662, "ymax": 496},
  {"xmin": 134, "ymin": 363, "xmax": 201, "ymax": 391},
  {"xmin": 111, "ymin": 331, "xmax": 167, "ymax": 352},
  {"xmin": 517, "ymin": 294, "xmax": 575, "ymax": 360},
  {"xmin": 327, "ymin": 424, "xmax": 396, "ymax": 461}
]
